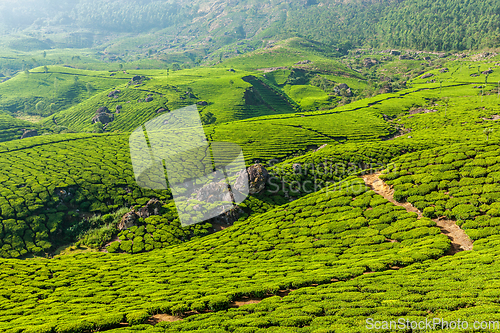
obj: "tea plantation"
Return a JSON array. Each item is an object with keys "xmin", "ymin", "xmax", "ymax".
[
  {"xmin": 0, "ymin": 178, "xmax": 452, "ymax": 332},
  {"xmin": 3, "ymin": 34, "xmax": 500, "ymax": 332},
  {"xmin": 381, "ymin": 140, "xmax": 500, "ymax": 243},
  {"xmin": 0, "ymin": 133, "xmax": 171, "ymax": 258}
]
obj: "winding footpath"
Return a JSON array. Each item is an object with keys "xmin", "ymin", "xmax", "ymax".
[{"xmin": 362, "ymin": 173, "xmax": 473, "ymax": 254}]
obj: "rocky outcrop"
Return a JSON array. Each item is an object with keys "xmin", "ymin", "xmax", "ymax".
[
  {"xmin": 295, "ymin": 60, "xmax": 312, "ymax": 65},
  {"xmin": 197, "ymin": 101, "xmax": 208, "ymax": 106},
  {"xmin": 130, "ymin": 75, "xmax": 146, "ymax": 85},
  {"xmin": 390, "ymin": 50, "xmax": 401, "ymax": 56},
  {"xmin": 118, "ymin": 212, "xmax": 138, "ymax": 231},
  {"xmin": 338, "ymin": 83, "xmax": 350, "ymax": 90},
  {"xmin": 409, "ymin": 108, "xmax": 437, "ymax": 115},
  {"xmin": 195, "ymin": 181, "xmax": 234, "ymax": 203},
  {"xmin": 108, "ymin": 90, "xmax": 120, "ymax": 98},
  {"xmin": 136, "ymin": 199, "xmax": 163, "ymax": 219},
  {"xmin": 236, "ymin": 164, "xmax": 269, "ymax": 195},
  {"xmin": 421, "ymin": 73, "xmax": 434, "ymax": 79},
  {"xmin": 118, "ymin": 199, "xmax": 164, "ymax": 230},
  {"xmin": 483, "ymin": 69, "xmax": 493, "ymax": 75},
  {"xmin": 399, "ymin": 54, "xmax": 414, "ymax": 60},
  {"xmin": 21, "ymin": 129, "xmax": 38, "ymax": 139},
  {"xmin": 92, "ymin": 112, "xmax": 113, "ymax": 124},
  {"xmin": 363, "ymin": 58, "xmax": 378, "ymax": 68},
  {"xmin": 92, "ymin": 106, "xmax": 114, "ymax": 124},
  {"xmin": 439, "ymin": 68, "xmax": 449, "ymax": 73}
]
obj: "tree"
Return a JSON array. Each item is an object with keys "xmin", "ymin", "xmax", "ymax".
[
  {"xmin": 42, "ymin": 51, "xmax": 46, "ymax": 58},
  {"xmin": 442, "ymin": 97, "xmax": 450, "ymax": 118},
  {"xmin": 43, "ymin": 66, "xmax": 49, "ymax": 73},
  {"xmin": 54, "ymin": 78, "xmax": 58, "ymax": 99},
  {"xmin": 172, "ymin": 63, "xmax": 181, "ymax": 71},
  {"xmin": 86, "ymin": 83, "xmax": 93, "ymax": 97},
  {"xmin": 200, "ymin": 111, "xmax": 217, "ymax": 125}
]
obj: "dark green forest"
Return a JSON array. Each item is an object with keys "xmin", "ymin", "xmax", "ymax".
[{"xmin": 2, "ymin": 0, "xmax": 500, "ymax": 52}]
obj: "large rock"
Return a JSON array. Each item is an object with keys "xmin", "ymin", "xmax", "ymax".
[
  {"xmin": 338, "ymin": 83, "xmax": 350, "ymax": 90},
  {"xmin": 118, "ymin": 199, "xmax": 164, "ymax": 230},
  {"xmin": 195, "ymin": 181, "xmax": 233, "ymax": 203},
  {"xmin": 93, "ymin": 106, "xmax": 114, "ymax": 124},
  {"xmin": 399, "ymin": 54, "xmax": 413, "ymax": 60},
  {"xmin": 92, "ymin": 112, "xmax": 114, "ymax": 124},
  {"xmin": 363, "ymin": 58, "xmax": 378, "ymax": 68},
  {"xmin": 108, "ymin": 90, "xmax": 120, "ymax": 98},
  {"xmin": 97, "ymin": 106, "xmax": 109, "ymax": 114},
  {"xmin": 136, "ymin": 198, "xmax": 163, "ymax": 218},
  {"xmin": 234, "ymin": 164, "xmax": 269, "ymax": 195},
  {"xmin": 118, "ymin": 212, "xmax": 138, "ymax": 230},
  {"xmin": 21, "ymin": 129, "xmax": 38, "ymax": 139}
]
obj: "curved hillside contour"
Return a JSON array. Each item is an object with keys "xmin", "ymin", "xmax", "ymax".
[{"xmin": 362, "ymin": 172, "xmax": 473, "ymax": 254}]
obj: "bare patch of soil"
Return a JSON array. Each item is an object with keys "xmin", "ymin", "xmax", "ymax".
[
  {"xmin": 481, "ymin": 115, "xmax": 500, "ymax": 121},
  {"xmin": 230, "ymin": 296, "xmax": 263, "ymax": 308},
  {"xmin": 362, "ymin": 173, "xmax": 473, "ymax": 255},
  {"xmin": 147, "ymin": 314, "xmax": 182, "ymax": 325},
  {"xmin": 101, "ymin": 236, "xmax": 120, "ymax": 252}
]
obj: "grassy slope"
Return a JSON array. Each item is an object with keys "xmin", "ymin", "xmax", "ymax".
[
  {"xmin": 3, "ymin": 48, "xmax": 500, "ymax": 332},
  {"xmin": 0, "ymin": 133, "xmax": 170, "ymax": 258},
  {"xmin": 0, "ymin": 66, "xmax": 130, "ymax": 117},
  {"xmin": 0, "ymin": 178, "xmax": 451, "ymax": 332}
]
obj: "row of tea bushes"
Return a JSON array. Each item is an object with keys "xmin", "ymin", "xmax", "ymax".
[
  {"xmin": 381, "ymin": 140, "xmax": 500, "ymax": 243},
  {"xmin": 114, "ymin": 248, "xmax": 500, "ymax": 333},
  {"xmin": 268, "ymin": 138, "xmax": 438, "ymax": 198},
  {"xmin": 0, "ymin": 178, "xmax": 450, "ymax": 332},
  {"xmin": 0, "ymin": 133, "xmax": 170, "ymax": 258}
]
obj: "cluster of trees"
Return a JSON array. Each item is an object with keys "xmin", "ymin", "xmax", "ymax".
[{"xmin": 3, "ymin": 0, "xmax": 500, "ymax": 52}]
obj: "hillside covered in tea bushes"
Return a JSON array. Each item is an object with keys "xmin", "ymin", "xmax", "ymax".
[{"xmin": 2, "ymin": 13, "xmax": 500, "ymax": 331}]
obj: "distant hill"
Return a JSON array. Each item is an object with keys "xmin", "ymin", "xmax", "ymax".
[{"xmin": 1, "ymin": 0, "xmax": 499, "ymax": 56}]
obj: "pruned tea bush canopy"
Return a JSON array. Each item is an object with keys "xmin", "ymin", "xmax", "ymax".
[
  {"xmin": 0, "ymin": 178, "xmax": 450, "ymax": 332},
  {"xmin": 0, "ymin": 133, "xmax": 170, "ymax": 258}
]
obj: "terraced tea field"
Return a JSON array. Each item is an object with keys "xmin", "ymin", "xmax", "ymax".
[{"xmin": 3, "ymin": 32, "xmax": 500, "ymax": 333}]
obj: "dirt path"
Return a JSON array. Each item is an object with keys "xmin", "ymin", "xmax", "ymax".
[{"xmin": 362, "ymin": 173, "xmax": 473, "ymax": 254}]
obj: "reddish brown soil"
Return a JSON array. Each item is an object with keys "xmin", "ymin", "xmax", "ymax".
[
  {"xmin": 147, "ymin": 314, "xmax": 182, "ymax": 325},
  {"xmin": 362, "ymin": 173, "xmax": 473, "ymax": 254}
]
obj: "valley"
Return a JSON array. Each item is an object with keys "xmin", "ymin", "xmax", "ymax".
[{"xmin": 1, "ymin": 0, "xmax": 500, "ymax": 332}]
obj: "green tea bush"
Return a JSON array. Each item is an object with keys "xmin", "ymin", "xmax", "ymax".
[{"xmin": 386, "ymin": 140, "xmax": 500, "ymax": 242}]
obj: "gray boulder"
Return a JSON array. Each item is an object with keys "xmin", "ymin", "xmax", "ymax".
[
  {"xmin": 118, "ymin": 212, "xmax": 138, "ymax": 230},
  {"xmin": 234, "ymin": 164, "xmax": 269, "ymax": 195},
  {"xmin": 21, "ymin": 129, "xmax": 38, "ymax": 139}
]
